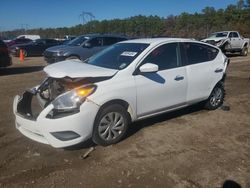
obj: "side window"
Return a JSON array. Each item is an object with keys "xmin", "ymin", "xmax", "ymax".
[
  {"xmin": 232, "ymin": 32, "xmax": 239, "ymax": 38},
  {"xmin": 103, "ymin": 37, "xmax": 118, "ymax": 46},
  {"xmin": 142, "ymin": 43, "xmax": 178, "ymax": 71},
  {"xmin": 116, "ymin": 37, "xmax": 127, "ymax": 42},
  {"xmin": 229, "ymin": 32, "xmax": 233, "ymax": 38},
  {"xmin": 89, "ymin": 37, "xmax": 103, "ymax": 47},
  {"xmin": 182, "ymin": 43, "xmax": 219, "ymax": 65}
]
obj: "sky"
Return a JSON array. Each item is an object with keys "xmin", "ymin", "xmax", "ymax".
[{"xmin": 0, "ymin": 0, "xmax": 238, "ymax": 31}]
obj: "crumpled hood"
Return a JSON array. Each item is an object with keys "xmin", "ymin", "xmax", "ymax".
[
  {"xmin": 202, "ymin": 37, "xmax": 226, "ymax": 42},
  {"xmin": 44, "ymin": 59, "xmax": 118, "ymax": 78}
]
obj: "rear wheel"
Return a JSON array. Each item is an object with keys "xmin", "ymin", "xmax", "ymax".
[
  {"xmin": 241, "ymin": 46, "xmax": 248, "ymax": 56},
  {"xmin": 92, "ymin": 104, "xmax": 129, "ymax": 146},
  {"xmin": 204, "ymin": 82, "xmax": 225, "ymax": 110}
]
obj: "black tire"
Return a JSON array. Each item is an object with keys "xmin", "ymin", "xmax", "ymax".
[
  {"xmin": 66, "ymin": 56, "xmax": 79, "ymax": 60},
  {"xmin": 204, "ymin": 82, "xmax": 225, "ymax": 110},
  {"xmin": 241, "ymin": 46, "xmax": 248, "ymax": 56},
  {"xmin": 92, "ymin": 104, "xmax": 130, "ymax": 146},
  {"xmin": 221, "ymin": 42, "xmax": 230, "ymax": 53}
]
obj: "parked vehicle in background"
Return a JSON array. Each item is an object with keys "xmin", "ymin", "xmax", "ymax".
[
  {"xmin": 43, "ymin": 34, "xmax": 128, "ymax": 64},
  {"xmin": 6, "ymin": 38, "xmax": 32, "ymax": 47},
  {"xmin": 0, "ymin": 40, "xmax": 12, "ymax": 67},
  {"xmin": 202, "ymin": 31, "xmax": 249, "ymax": 56},
  {"xmin": 10, "ymin": 39, "xmax": 61, "ymax": 57},
  {"xmin": 16, "ymin": 35, "xmax": 41, "ymax": 40},
  {"xmin": 62, "ymin": 36, "xmax": 76, "ymax": 45},
  {"xmin": 14, "ymin": 38, "xmax": 229, "ymax": 148}
]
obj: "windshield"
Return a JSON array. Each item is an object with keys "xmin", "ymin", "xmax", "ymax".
[
  {"xmin": 67, "ymin": 36, "xmax": 88, "ymax": 46},
  {"xmin": 209, "ymin": 32, "xmax": 228, "ymax": 38},
  {"xmin": 85, "ymin": 43, "xmax": 149, "ymax": 70}
]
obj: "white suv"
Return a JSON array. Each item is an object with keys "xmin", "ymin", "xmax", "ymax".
[{"xmin": 13, "ymin": 38, "xmax": 229, "ymax": 148}]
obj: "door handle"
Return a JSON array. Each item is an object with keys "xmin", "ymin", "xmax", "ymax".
[
  {"xmin": 175, "ymin": 75, "xmax": 184, "ymax": 81},
  {"xmin": 215, "ymin": 68, "xmax": 223, "ymax": 73}
]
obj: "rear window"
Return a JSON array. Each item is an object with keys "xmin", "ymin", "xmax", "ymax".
[{"xmin": 181, "ymin": 42, "xmax": 219, "ymax": 65}]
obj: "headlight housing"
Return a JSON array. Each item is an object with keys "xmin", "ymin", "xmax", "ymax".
[
  {"xmin": 52, "ymin": 85, "xmax": 97, "ymax": 111},
  {"xmin": 215, "ymin": 40, "xmax": 224, "ymax": 46},
  {"xmin": 56, "ymin": 51, "xmax": 65, "ymax": 56}
]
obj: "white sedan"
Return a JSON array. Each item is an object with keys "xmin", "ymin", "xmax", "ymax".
[{"xmin": 13, "ymin": 38, "xmax": 229, "ymax": 148}]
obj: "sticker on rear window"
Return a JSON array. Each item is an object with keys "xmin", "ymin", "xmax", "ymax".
[{"xmin": 121, "ymin": 51, "xmax": 138, "ymax": 57}]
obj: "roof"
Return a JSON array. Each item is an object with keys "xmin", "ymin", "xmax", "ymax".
[
  {"xmin": 78, "ymin": 33, "xmax": 128, "ymax": 38},
  {"xmin": 212, "ymin": 31, "xmax": 238, "ymax": 33},
  {"xmin": 121, "ymin": 38, "xmax": 196, "ymax": 45}
]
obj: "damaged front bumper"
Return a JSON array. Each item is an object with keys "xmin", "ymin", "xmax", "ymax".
[{"xmin": 13, "ymin": 90, "xmax": 99, "ymax": 148}]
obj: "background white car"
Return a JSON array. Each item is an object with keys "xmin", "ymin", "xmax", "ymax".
[
  {"xmin": 13, "ymin": 38, "xmax": 229, "ymax": 148},
  {"xmin": 201, "ymin": 31, "xmax": 249, "ymax": 56}
]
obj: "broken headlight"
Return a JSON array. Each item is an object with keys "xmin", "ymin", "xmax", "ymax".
[{"xmin": 52, "ymin": 85, "xmax": 96, "ymax": 111}]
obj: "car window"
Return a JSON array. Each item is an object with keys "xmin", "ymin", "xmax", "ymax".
[
  {"xmin": 88, "ymin": 37, "xmax": 103, "ymax": 47},
  {"xmin": 232, "ymin": 32, "xmax": 239, "ymax": 38},
  {"xmin": 103, "ymin": 37, "xmax": 118, "ymax": 46},
  {"xmin": 209, "ymin": 32, "xmax": 228, "ymax": 38},
  {"xmin": 141, "ymin": 43, "xmax": 179, "ymax": 71},
  {"xmin": 68, "ymin": 36, "xmax": 88, "ymax": 46},
  {"xmin": 34, "ymin": 39, "xmax": 45, "ymax": 45},
  {"xmin": 181, "ymin": 42, "xmax": 219, "ymax": 65},
  {"xmin": 86, "ymin": 43, "xmax": 149, "ymax": 70},
  {"xmin": 16, "ymin": 38, "xmax": 30, "ymax": 42}
]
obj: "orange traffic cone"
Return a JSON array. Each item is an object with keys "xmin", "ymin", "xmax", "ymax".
[{"xmin": 19, "ymin": 49, "xmax": 24, "ymax": 62}]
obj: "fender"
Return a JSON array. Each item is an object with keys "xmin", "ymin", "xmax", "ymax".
[{"xmin": 240, "ymin": 41, "xmax": 249, "ymax": 49}]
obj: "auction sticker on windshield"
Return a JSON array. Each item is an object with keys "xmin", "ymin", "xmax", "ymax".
[{"xmin": 121, "ymin": 51, "xmax": 138, "ymax": 57}]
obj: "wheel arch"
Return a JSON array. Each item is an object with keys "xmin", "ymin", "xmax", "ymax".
[
  {"xmin": 95, "ymin": 99, "xmax": 134, "ymax": 124},
  {"xmin": 66, "ymin": 54, "xmax": 81, "ymax": 59}
]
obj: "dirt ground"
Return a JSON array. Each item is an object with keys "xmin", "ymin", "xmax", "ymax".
[{"xmin": 0, "ymin": 55, "xmax": 249, "ymax": 188}]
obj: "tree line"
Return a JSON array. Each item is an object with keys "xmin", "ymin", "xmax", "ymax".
[{"xmin": 1, "ymin": 0, "xmax": 250, "ymax": 40}]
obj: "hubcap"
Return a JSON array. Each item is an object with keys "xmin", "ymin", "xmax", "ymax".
[
  {"xmin": 210, "ymin": 87, "xmax": 223, "ymax": 107},
  {"xmin": 98, "ymin": 112, "xmax": 125, "ymax": 141}
]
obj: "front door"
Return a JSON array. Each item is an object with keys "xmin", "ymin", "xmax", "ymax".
[{"xmin": 135, "ymin": 42, "xmax": 188, "ymax": 117}]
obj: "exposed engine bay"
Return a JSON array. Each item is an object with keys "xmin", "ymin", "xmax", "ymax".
[
  {"xmin": 17, "ymin": 76, "xmax": 109, "ymax": 119},
  {"xmin": 37, "ymin": 77, "xmax": 91, "ymax": 107}
]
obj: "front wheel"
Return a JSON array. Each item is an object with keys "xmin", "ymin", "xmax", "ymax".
[
  {"xmin": 92, "ymin": 104, "xmax": 130, "ymax": 146},
  {"xmin": 241, "ymin": 46, "xmax": 248, "ymax": 56},
  {"xmin": 204, "ymin": 82, "xmax": 225, "ymax": 110}
]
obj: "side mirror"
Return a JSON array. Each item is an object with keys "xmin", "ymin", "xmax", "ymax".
[
  {"xmin": 83, "ymin": 42, "xmax": 92, "ymax": 48},
  {"xmin": 139, "ymin": 63, "xmax": 159, "ymax": 73}
]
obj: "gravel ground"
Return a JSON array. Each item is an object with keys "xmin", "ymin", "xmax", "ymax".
[{"xmin": 0, "ymin": 55, "xmax": 249, "ymax": 188}]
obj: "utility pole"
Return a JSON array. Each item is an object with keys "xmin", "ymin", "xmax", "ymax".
[
  {"xmin": 79, "ymin": 11, "xmax": 95, "ymax": 33},
  {"xmin": 20, "ymin": 24, "xmax": 29, "ymax": 34},
  {"xmin": 79, "ymin": 11, "xmax": 95, "ymax": 25}
]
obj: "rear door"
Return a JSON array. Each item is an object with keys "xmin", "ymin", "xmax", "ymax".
[
  {"xmin": 135, "ymin": 42, "xmax": 188, "ymax": 117},
  {"xmin": 180, "ymin": 42, "xmax": 222, "ymax": 103}
]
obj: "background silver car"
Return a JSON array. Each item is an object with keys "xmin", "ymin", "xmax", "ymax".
[{"xmin": 44, "ymin": 34, "xmax": 128, "ymax": 64}]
